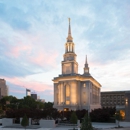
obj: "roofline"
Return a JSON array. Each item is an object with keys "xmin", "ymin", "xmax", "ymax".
[{"xmin": 101, "ymin": 90, "xmax": 130, "ymax": 93}]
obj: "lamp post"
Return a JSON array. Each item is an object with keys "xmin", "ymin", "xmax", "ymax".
[
  {"xmin": 88, "ymin": 105, "xmax": 89, "ymax": 117},
  {"xmin": 16, "ymin": 103, "xmax": 19, "ymax": 109}
]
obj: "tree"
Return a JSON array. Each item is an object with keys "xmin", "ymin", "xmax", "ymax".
[
  {"xmin": 81, "ymin": 113, "xmax": 93, "ymax": 130},
  {"xmin": 43, "ymin": 102, "xmax": 53, "ymax": 109},
  {"xmin": 21, "ymin": 114, "xmax": 29, "ymax": 130},
  {"xmin": 70, "ymin": 112, "xmax": 78, "ymax": 130}
]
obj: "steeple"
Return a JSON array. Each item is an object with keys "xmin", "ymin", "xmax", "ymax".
[
  {"xmin": 84, "ymin": 55, "xmax": 89, "ymax": 74},
  {"xmin": 65, "ymin": 18, "xmax": 75, "ymax": 53},
  {"xmin": 85, "ymin": 55, "xmax": 88, "ymax": 67},
  {"xmin": 62, "ymin": 19, "xmax": 78, "ymax": 75},
  {"xmin": 67, "ymin": 18, "xmax": 73, "ymax": 42}
]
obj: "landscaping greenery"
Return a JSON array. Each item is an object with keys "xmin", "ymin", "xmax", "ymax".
[
  {"xmin": 0, "ymin": 95, "xmax": 116, "ymax": 123},
  {"xmin": 21, "ymin": 114, "xmax": 29, "ymax": 130},
  {"xmin": 81, "ymin": 113, "xmax": 93, "ymax": 130},
  {"xmin": 90, "ymin": 107, "xmax": 116, "ymax": 122},
  {"xmin": 70, "ymin": 112, "xmax": 78, "ymax": 130}
]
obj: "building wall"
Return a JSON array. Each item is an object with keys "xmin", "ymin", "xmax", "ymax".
[
  {"xmin": 53, "ymin": 79, "xmax": 101, "ymax": 111},
  {"xmin": 125, "ymin": 92, "xmax": 130, "ymax": 121},
  {"xmin": 31, "ymin": 94, "xmax": 37, "ymax": 100},
  {"xmin": 101, "ymin": 91, "xmax": 125, "ymax": 108}
]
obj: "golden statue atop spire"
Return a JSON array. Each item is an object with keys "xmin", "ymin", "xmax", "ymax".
[{"xmin": 68, "ymin": 18, "xmax": 70, "ymax": 24}]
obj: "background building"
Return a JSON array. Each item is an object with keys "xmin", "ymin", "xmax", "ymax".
[
  {"xmin": 101, "ymin": 91, "xmax": 130, "ymax": 121},
  {"xmin": 53, "ymin": 20, "xmax": 101, "ymax": 111},
  {"xmin": 26, "ymin": 89, "xmax": 31, "ymax": 96},
  {"xmin": 0, "ymin": 79, "xmax": 8, "ymax": 99},
  {"xmin": 37, "ymin": 99, "xmax": 45, "ymax": 103},
  {"xmin": 31, "ymin": 92, "xmax": 37, "ymax": 100}
]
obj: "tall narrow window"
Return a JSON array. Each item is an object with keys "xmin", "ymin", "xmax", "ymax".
[
  {"xmin": 66, "ymin": 85, "xmax": 70, "ymax": 97},
  {"xmin": 68, "ymin": 44, "xmax": 69, "ymax": 52},
  {"xmin": 66, "ymin": 85, "xmax": 70, "ymax": 105}
]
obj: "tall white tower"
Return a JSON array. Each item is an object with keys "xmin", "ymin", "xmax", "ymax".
[{"xmin": 62, "ymin": 18, "xmax": 78, "ymax": 75}]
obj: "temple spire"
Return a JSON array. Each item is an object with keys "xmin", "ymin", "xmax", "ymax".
[
  {"xmin": 85, "ymin": 55, "xmax": 88, "ymax": 64},
  {"xmin": 85, "ymin": 55, "xmax": 88, "ymax": 68},
  {"xmin": 67, "ymin": 18, "xmax": 73, "ymax": 42},
  {"xmin": 84, "ymin": 55, "xmax": 89, "ymax": 74}
]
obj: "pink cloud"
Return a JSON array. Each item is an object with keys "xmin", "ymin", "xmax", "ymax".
[
  {"xmin": 29, "ymin": 51, "xmax": 59, "ymax": 68},
  {"xmin": 9, "ymin": 44, "xmax": 32, "ymax": 58},
  {"xmin": 4, "ymin": 33, "xmax": 59, "ymax": 68},
  {"xmin": 3, "ymin": 77, "xmax": 53, "ymax": 92}
]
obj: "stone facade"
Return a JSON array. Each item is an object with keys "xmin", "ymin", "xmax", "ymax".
[{"xmin": 53, "ymin": 20, "xmax": 101, "ymax": 111}]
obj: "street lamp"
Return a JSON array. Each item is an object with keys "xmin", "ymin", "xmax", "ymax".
[
  {"xmin": 88, "ymin": 105, "xmax": 90, "ymax": 117},
  {"xmin": 16, "ymin": 103, "xmax": 19, "ymax": 109}
]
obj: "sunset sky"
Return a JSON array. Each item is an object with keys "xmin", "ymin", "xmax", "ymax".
[{"xmin": 0, "ymin": 0, "xmax": 130, "ymax": 101}]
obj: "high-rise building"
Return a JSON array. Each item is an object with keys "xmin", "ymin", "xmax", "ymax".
[
  {"xmin": 0, "ymin": 79, "xmax": 8, "ymax": 99},
  {"xmin": 53, "ymin": 19, "xmax": 101, "ymax": 111},
  {"xmin": 31, "ymin": 93, "xmax": 37, "ymax": 100},
  {"xmin": 26, "ymin": 89, "xmax": 31, "ymax": 96}
]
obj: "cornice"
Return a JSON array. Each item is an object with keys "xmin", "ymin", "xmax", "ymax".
[{"xmin": 53, "ymin": 75, "xmax": 101, "ymax": 88}]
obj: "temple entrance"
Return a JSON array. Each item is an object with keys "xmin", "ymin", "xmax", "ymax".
[
  {"xmin": 64, "ymin": 108, "xmax": 69, "ymax": 111},
  {"xmin": 120, "ymin": 110, "xmax": 125, "ymax": 120}
]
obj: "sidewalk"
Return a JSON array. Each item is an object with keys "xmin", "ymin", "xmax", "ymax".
[
  {"xmin": 92, "ymin": 121, "xmax": 130, "ymax": 129},
  {"xmin": 0, "ymin": 122, "xmax": 129, "ymax": 130}
]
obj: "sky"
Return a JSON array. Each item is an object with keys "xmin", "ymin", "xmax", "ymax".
[{"xmin": 0, "ymin": 0, "xmax": 130, "ymax": 102}]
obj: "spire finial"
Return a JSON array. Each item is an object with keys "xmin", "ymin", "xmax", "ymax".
[
  {"xmin": 67, "ymin": 18, "xmax": 73, "ymax": 42},
  {"xmin": 85, "ymin": 55, "xmax": 87, "ymax": 64},
  {"xmin": 68, "ymin": 18, "xmax": 70, "ymax": 24}
]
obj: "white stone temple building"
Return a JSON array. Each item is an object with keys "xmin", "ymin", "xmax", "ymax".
[{"xmin": 53, "ymin": 19, "xmax": 101, "ymax": 111}]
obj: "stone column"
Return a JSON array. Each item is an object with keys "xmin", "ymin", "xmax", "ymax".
[
  {"xmin": 63, "ymin": 82, "xmax": 66, "ymax": 105},
  {"xmin": 72, "ymin": 44, "xmax": 74, "ymax": 52},
  {"xmin": 65, "ymin": 44, "xmax": 67, "ymax": 53},
  {"xmin": 60, "ymin": 83, "xmax": 63, "ymax": 103},
  {"xmin": 54, "ymin": 83, "xmax": 57, "ymax": 105}
]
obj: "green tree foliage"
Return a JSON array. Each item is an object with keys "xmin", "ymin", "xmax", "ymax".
[
  {"xmin": 90, "ymin": 107, "xmax": 115, "ymax": 122},
  {"xmin": 81, "ymin": 113, "xmax": 93, "ymax": 130},
  {"xmin": 20, "ymin": 96, "xmax": 36, "ymax": 109},
  {"xmin": 21, "ymin": 114, "xmax": 29, "ymax": 130},
  {"xmin": 43, "ymin": 102, "xmax": 53, "ymax": 109},
  {"xmin": 0, "ymin": 95, "xmax": 18, "ymax": 110},
  {"xmin": 36, "ymin": 101, "xmax": 44, "ymax": 109},
  {"xmin": 0, "ymin": 96, "xmax": 54, "ymax": 110},
  {"xmin": 0, "ymin": 95, "xmax": 17, "ymax": 104},
  {"xmin": 70, "ymin": 112, "xmax": 78, "ymax": 130}
]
